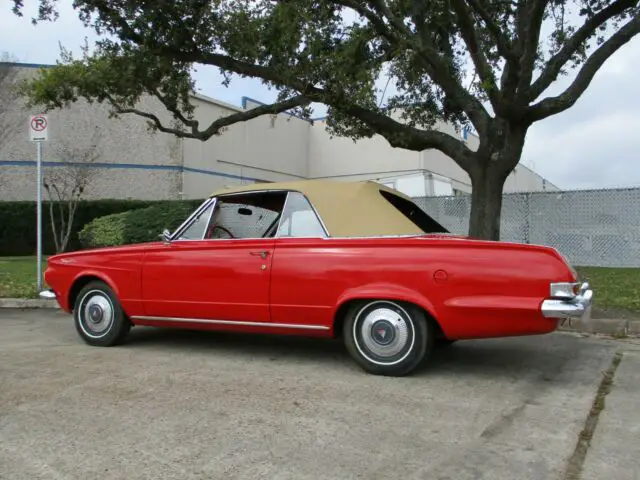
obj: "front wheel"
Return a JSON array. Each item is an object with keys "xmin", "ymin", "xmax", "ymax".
[
  {"xmin": 73, "ymin": 281, "xmax": 131, "ymax": 347},
  {"xmin": 343, "ymin": 300, "xmax": 433, "ymax": 376}
]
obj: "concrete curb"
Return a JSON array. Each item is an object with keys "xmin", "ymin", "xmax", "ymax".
[
  {"xmin": 557, "ymin": 317, "xmax": 639, "ymax": 337},
  {"xmin": 0, "ymin": 298, "xmax": 60, "ymax": 309}
]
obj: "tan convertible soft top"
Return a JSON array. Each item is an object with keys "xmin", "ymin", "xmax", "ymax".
[{"xmin": 209, "ymin": 179, "xmax": 448, "ymax": 237}]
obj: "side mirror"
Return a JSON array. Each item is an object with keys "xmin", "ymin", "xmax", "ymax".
[{"xmin": 161, "ymin": 229, "xmax": 172, "ymax": 243}]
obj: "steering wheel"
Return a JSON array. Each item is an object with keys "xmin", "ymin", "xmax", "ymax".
[{"xmin": 211, "ymin": 225, "xmax": 235, "ymax": 239}]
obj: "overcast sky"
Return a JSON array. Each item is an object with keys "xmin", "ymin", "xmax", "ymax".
[{"xmin": 1, "ymin": 2, "xmax": 639, "ymax": 191}]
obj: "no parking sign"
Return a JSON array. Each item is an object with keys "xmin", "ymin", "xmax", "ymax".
[
  {"xmin": 28, "ymin": 113, "xmax": 49, "ymax": 292},
  {"xmin": 29, "ymin": 114, "xmax": 48, "ymax": 142}
]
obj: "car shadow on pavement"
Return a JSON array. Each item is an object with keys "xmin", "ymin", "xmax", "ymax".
[
  {"xmin": 123, "ymin": 326, "xmax": 593, "ymax": 379},
  {"xmin": 125, "ymin": 325, "xmax": 350, "ymax": 360}
]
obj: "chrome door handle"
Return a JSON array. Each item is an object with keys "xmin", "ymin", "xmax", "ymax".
[{"xmin": 250, "ymin": 251, "xmax": 269, "ymax": 260}]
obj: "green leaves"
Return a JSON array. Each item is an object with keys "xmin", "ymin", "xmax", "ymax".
[
  {"xmin": 11, "ymin": 0, "xmax": 640, "ymax": 172},
  {"xmin": 78, "ymin": 202, "xmax": 198, "ymax": 248}
]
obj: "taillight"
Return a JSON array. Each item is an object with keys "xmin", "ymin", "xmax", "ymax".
[{"xmin": 550, "ymin": 282, "xmax": 581, "ymax": 299}]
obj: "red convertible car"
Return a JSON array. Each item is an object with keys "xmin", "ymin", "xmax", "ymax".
[{"xmin": 40, "ymin": 180, "xmax": 593, "ymax": 376}]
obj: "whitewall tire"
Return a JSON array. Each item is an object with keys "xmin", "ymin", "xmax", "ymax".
[
  {"xmin": 343, "ymin": 300, "xmax": 433, "ymax": 376},
  {"xmin": 73, "ymin": 281, "xmax": 131, "ymax": 347}
]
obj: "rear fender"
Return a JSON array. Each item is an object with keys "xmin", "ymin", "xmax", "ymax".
[{"xmin": 332, "ymin": 282, "xmax": 438, "ymax": 325}]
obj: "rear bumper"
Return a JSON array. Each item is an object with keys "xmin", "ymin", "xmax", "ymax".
[{"xmin": 541, "ymin": 282, "xmax": 593, "ymax": 327}]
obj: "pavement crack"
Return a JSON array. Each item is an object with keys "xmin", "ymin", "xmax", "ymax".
[
  {"xmin": 479, "ymin": 402, "xmax": 527, "ymax": 439},
  {"xmin": 563, "ymin": 350, "xmax": 623, "ymax": 480}
]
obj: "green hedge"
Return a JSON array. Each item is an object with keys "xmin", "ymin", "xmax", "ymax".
[
  {"xmin": 79, "ymin": 202, "xmax": 200, "ymax": 249},
  {"xmin": 0, "ymin": 199, "xmax": 202, "ymax": 256}
]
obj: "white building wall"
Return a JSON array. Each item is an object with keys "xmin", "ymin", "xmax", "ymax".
[
  {"xmin": 505, "ymin": 163, "xmax": 559, "ymax": 192},
  {"xmin": 308, "ymin": 120, "xmax": 422, "ymax": 182},
  {"xmin": 306, "ymin": 115, "xmax": 555, "ymax": 198},
  {"xmin": 181, "ymin": 95, "xmax": 310, "ymax": 199},
  {"xmin": 1, "ymin": 63, "xmax": 558, "ymax": 202},
  {"xmin": 0, "ymin": 64, "xmax": 182, "ymax": 201},
  {"xmin": 308, "ymin": 116, "xmax": 473, "ymax": 196}
]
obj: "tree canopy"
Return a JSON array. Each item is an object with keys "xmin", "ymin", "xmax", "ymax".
[{"xmin": 11, "ymin": 0, "xmax": 640, "ymax": 239}]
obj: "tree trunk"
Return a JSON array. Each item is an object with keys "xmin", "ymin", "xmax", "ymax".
[
  {"xmin": 466, "ymin": 120, "xmax": 529, "ymax": 241},
  {"xmin": 468, "ymin": 168, "xmax": 507, "ymax": 240}
]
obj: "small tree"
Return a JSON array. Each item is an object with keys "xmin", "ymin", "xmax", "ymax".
[
  {"xmin": 43, "ymin": 129, "xmax": 99, "ymax": 253},
  {"xmin": 11, "ymin": 1, "xmax": 640, "ymax": 239}
]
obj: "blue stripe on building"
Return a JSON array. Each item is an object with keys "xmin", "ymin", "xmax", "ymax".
[
  {"xmin": 0, "ymin": 160, "xmax": 265, "ymax": 183},
  {"xmin": 0, "ymin": 62, "xmax": 54, "ymax": 69}
]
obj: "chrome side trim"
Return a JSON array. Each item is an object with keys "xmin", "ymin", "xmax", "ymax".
[
  {"xmin": 321, "ymin": 234, "xmax": 423, "ymax": 240},
  {"xmin": 273, "ymin": 191, "xmax": 329, "ymax": 239},
  {"xmin": 214, "ymin": 188, "xmax": 291, "ymax": 197},
  {"xmin": 201, "ymin": 197, "xmax": 218, "ymax": 240},
  {"xmin": 169, "ymin": 198, "xmax": 215, "ymax": 241},
  {"xmin": 131, "ymin": 315, "xmax": 330, "ymax": 331},
  {"xmin": 170, "ymin": 189, "xmax": 330, "ymax": 242},
  {"xmin": 304, "ymin": 193, "xmax": 330, "ymax": 237},
  {"xmin": 273, "ymin": 190, "xmax": 292, "ymax": 237}
]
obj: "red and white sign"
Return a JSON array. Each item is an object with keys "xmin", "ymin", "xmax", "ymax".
[{"xmin": 29, "ymin": 114, "xmax": 48, "ymax": 142}]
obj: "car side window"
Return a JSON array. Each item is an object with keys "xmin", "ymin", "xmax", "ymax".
[
  {"xmin": 204, "ymin": 191, "xmax": 288, "ymax": 240},
  {"xmin": 276, "ymin": 192, "xmax": 326, "ymax": 238}
]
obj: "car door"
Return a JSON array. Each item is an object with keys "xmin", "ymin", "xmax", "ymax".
[
  {"xmin": 269, "ymin": 191, "xmax": 336, "ymax": 328},
  {"xmin": 141, "ymin": 191, "xmax": 287, "ymax": 322}
]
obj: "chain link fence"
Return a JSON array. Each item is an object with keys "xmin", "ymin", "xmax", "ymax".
[{"xmin": 413, "ymin": 187, "xmax": 640, "ymax": 268}]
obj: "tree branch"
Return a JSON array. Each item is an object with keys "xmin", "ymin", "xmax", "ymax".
[
  {"xmin": 516, "ymin": 0, "xmax": 549, "ymax": 94},
  {"xmin": 331, "ymin": 0, "xmax": 397, "ymax": 45},
  {"xmin": 92, "ymin": 0, "xmax": 492, "ymax": 138},
  {"xmin": 118, "ymin": 83, "xmax": 473, "ymax": 169},
  {"xmin": 450, "ymin": 0, "xmax": 501, "ymax": 112},
  {"xmin": 410, "ymin": 46, "xmax": 492, "ymax": 133},
  {"xmin": 113, "ymin": 94, "xmax": 311, "ymax": 140},
  {"xmin": 338, "ymin": 103, "xmax": 476, "ymax": 170},
  {"xmin": 45, "ymin": 186, "xmax": 60, "ymax": 254},
  {"xmin": 196, "ymin": 36, "xmax": 493, "ymax": 138},
  {"xmin": 318, "ymin": 0, "xmax": 492, "ymax": 134},
  {"xmin": 152, "ymin": 88, "xmax": 199, "ymax": 131},
  {"xmin": 467, "ymin": 0, "xmax": 517, "ymax": 60},
  {"xmin": 527, "ymin": 14, "xmax": 640, "ymax": 121},
  {"xmin": 366, "ymin": 0, "xmax": 414, "ymax": 38},
  {"xmin": 93, "ymin": 0, "xmax": 348, "ymax": 100},
  {"xmin": 54, "ymin": 0, "xmax": 480, "ymax": 165},
  {"xmin": 527, "ymin": 0, "xmax": 638, "ymax": 101}
]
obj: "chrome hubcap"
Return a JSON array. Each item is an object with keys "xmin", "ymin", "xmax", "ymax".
[
  {"xmin": 79, "ymin": 291, "xmax": 114, "ymax": 337},
  {"xmin": 353, "ymin": 302, "xmax": 415, "ymax": 366},
  {"xmin": 371, "ymin": 320, "xmax": 395, "ymax": 346}
]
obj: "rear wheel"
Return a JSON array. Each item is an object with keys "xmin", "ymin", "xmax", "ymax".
[
  {"xmin": 73, "ymin": 281, "xmax": 131, "ymax": 347},
  {"xmin": 343, "ymin": 300, "xmax": 433, "ymax": 376}
]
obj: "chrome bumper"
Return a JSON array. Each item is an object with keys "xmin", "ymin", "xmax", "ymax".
[
  {"xmin": 541, "ymin": 282, "xmax": 593, "ymax": 327},
  {"xmin": 38, "ymin": 289, "xmax": 57, "ymax": 300}
]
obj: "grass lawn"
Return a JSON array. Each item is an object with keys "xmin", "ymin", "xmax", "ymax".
[
  {"xmin": 1, "ymin": 257, "xmax": 638, "ymax": 317},
  {"xmin": 0, "ymin": 256, "xmax": 48, "ymax": 299},
  {"xmin": 575, "ymin": 266, "xmax": 640, "ymax": 317}
]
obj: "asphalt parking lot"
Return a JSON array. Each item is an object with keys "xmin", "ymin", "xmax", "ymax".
[{"xmin": 1, "ymin": 310, "xmax": 638, "ymax": 480}]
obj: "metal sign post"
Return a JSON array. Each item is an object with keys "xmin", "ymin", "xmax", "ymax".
[{"xmin": 29, "ymin": 114, "xmax": 49, "ymax": 292}]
